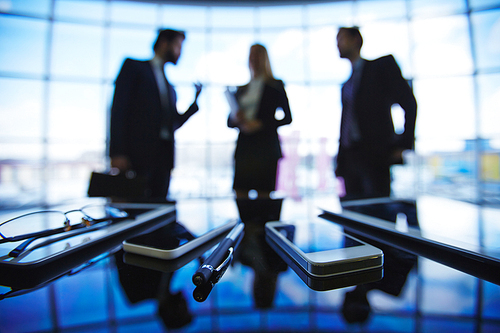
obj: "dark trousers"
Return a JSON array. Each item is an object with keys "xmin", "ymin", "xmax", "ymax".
[
  {"xmin": 134, "ymin": 140, "xmax": 173, "ymax": 202},
  {"xmin": 336, "ymin": 147, "xmax": 391, "ymax": 201}
]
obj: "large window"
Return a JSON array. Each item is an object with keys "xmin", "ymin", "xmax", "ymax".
[{"xmin": 1, "ymin": 0, "xmax": 499, "ymax": 208}]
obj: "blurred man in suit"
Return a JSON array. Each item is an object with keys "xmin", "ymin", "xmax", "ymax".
[
  {"xmin": 109, "ymin": 29, "xmax": 202, "ymax": 201},
  {"xmin": 335, "ymin": 27, "xmax": 417, "ymax": 200}
]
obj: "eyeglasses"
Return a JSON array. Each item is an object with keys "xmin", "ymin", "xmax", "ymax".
[{"xmin": 0, "ymin": 204, "xmax": 129, "ymax": 257}]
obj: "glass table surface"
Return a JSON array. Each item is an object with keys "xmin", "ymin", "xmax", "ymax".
[{"xmin": 0, "ymin": 196, "xmax": 499, "ymax": 333}]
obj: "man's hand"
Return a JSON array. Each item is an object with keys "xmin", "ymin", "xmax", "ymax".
[
  {"xmin": 240, "ymin": 119, "xmax": 263, "ymax": 134},
  {"xmin": 194, "ymin": 82, "xmax": 203, "ymax": 101},
  {"xmin": 111, "ymin": 155, "xmax": 131, "ymax": 172},
  {"xmin": 390, "ymin": 148, "xmax": 405, "ymax": 164}
]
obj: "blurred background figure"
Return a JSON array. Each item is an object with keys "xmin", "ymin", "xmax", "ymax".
[
  {"xmin": 109, "ymin": 28, "xmax": 202, "ymax": 202},
  {"xmin": 228, "ymin": 44, "xmax": 292, "ymax": 199},
  {"xmin": 335, "ymin": 27, "xmax": 417, "ymax": 201},
  {"xmin": 235, "ymin": 197, "xmax": 287, "ymax": 309},
  {"xmin": 114, "ymin": 248, "xmax": 193, "ymax": 330},
  {"xmin": 341, "ymin": 200, "xmax": 419, "ymax": 325}
]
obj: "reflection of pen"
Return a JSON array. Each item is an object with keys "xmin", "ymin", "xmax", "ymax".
[{"xmin": 192, "ymin": 222, "xmax": 244, "ymax": 286}]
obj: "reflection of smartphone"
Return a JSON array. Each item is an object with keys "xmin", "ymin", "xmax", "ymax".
[
  {"xmin": 123, "ymin": 219, "xmax": 237, "ymax": 260},
  {"xmin": 265, "ymin": 219, "xmax": 383, "ymax": 277}
]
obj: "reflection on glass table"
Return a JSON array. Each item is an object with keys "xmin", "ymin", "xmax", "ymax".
[
  {"xmin": 320, "ymin": 195, "xmax": 500, "ymax": 285},
  {"xmin": 1, "ymin": 197, "xmax": 500, "ymax": 333}
]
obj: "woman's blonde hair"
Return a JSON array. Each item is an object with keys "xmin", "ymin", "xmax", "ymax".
[{"xmin": 250, "ymin": 44, "xmax": 274, "ymax": 79}]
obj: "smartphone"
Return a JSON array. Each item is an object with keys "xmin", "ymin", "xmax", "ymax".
[
  {"xmin": 265, "ymin": 219, "xmax": 383, "ymax": 277},
  {"xmin": 123, "ymin": 232, "xmax": 225, "ymax": 273},
  {"xmin": 267, "ymin": 235, "xmax": 383, "ymax": 291},
  {"xmin": 123, "ymin": 219, "xmax": 237, "ymax": 260}
]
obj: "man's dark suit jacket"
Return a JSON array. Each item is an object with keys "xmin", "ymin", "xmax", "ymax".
[
  {"xmin": 228, "ymin": 79, "xmax": 292, "ymax": 162},
  {"xmin": 109, "ymin": 58, "xmax": 198, "ymax": 171},
  {"xmin": 337, "ymin": 55, "xmax": 417, "ymax": 175}
]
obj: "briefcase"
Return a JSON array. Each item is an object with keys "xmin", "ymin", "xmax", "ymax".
[{"xmin": 87, "ymin": 171, "xmax": 147, "ymax": 199}]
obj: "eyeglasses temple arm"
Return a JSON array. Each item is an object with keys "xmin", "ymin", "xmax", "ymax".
[
  {"xmin": 6, "ymin": 224, "xmax": 87, "ymax": 257},
  {"xmin": 0, "ymin": 226, "xmax": 68, "ymax": 244},
  {"xmin": 8, "ymin": 237, "xmax": 36, "ymax": 258},
  {"xmin": 7, "ymin": 220, "xmax": 113, "ymax": 258}
]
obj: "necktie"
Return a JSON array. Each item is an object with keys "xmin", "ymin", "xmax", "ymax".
[
  {"xmin": 340, "ymin": 76, "xmax": 355, "ymax": 147},
  {"xmin": 160, "ymin": 74, "xmax": 174, "ymax": 140}
]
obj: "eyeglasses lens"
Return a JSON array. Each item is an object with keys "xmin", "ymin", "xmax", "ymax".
[
  {"xmin": 0, "ymin": 212, "xmax": 68, "ymax": 239},
  {"xmin": 80, "ymin": 205, "xmax": 128, "ymax": 221}
]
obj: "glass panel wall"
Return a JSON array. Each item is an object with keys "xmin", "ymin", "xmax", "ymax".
[
  {"xmin": 1, "ymin": 0, "xmax": 500, "ymax": 208},
  {"xmin": 0, "ymin": 16, "xmax": 48, "ymax": 76}
]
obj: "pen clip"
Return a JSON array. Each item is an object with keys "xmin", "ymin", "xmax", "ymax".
[{"xmin": 211, "ymin": 247, "xmax": 233, "ymax": 284}]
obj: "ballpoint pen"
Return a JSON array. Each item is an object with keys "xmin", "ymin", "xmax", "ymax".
[
  {"xmin": 192, "ymin": 247, "xmax": 233, "ymax": 302},
  {"xmin": 192, "ymin": 222, "xmax": 244, "ymax": 286},
  {"xmin": 192, "ymin": 227, "xmax": 245, "ymax": 302}
]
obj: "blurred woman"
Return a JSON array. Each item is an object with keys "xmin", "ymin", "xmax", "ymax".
[{"xmin": 228, "ymin": 44, "xmax": 292, "ymax": 199}]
